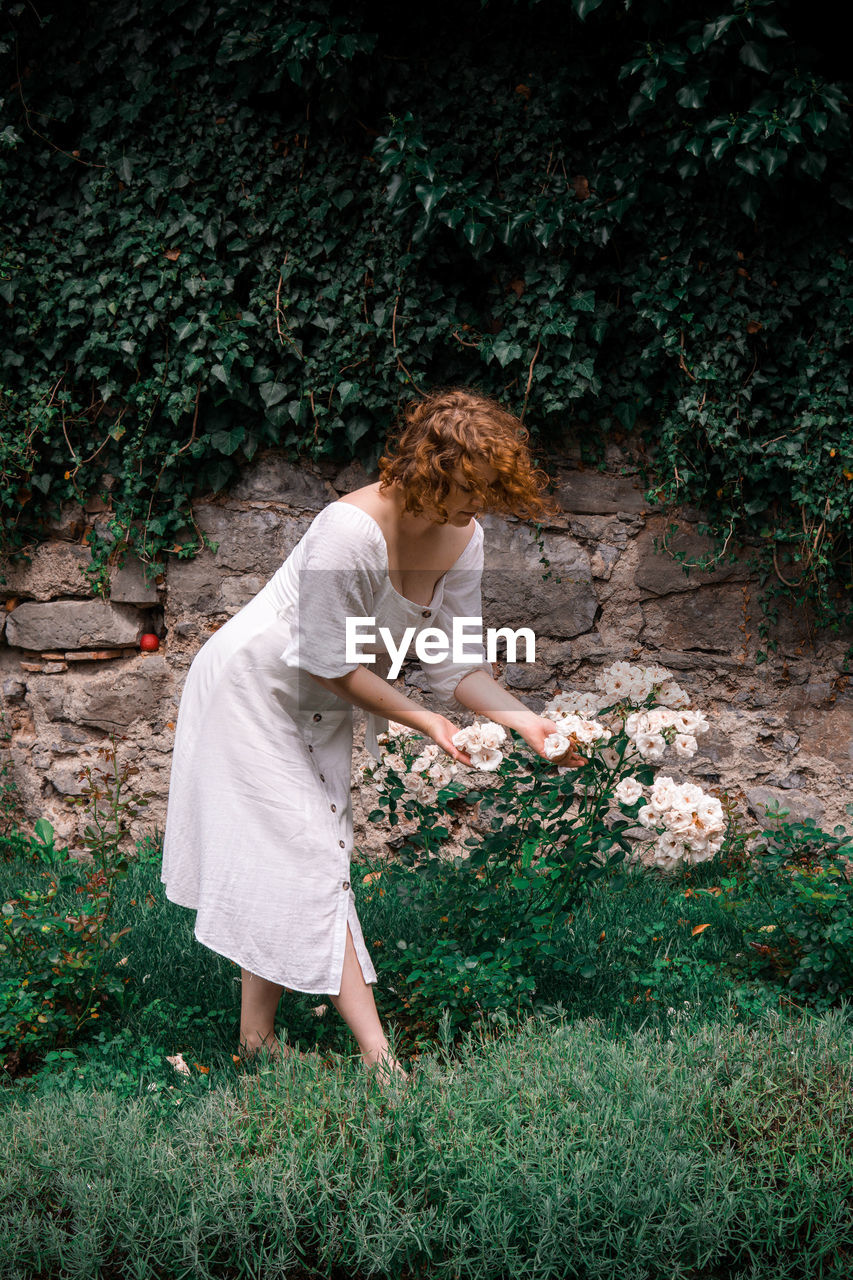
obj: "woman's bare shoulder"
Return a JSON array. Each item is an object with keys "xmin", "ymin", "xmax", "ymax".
[
  {"xmin": 336, "ymin": 482, "xmax": 385, "ymax": 517},
  {"xmin": 316, "ymin": 490, "xmax": 384, "ymax": 537}
]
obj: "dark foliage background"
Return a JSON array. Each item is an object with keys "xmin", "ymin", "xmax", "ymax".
[{"xmin": 1, "ymin": 0, "xmax": 851, "ymax": 625}]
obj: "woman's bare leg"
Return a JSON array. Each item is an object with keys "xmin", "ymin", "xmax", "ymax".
[
  {"xmin": 239, "ymin": 968, "xmax": 286, "ymax": 1058},
  {"xmin": 327, "ymin": 924, "xmax": 408, "ymax": 1083}
]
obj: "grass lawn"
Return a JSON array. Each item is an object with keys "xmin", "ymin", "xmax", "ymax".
[{"xmin": 1, "ymin": 833, "xmax": 852, "ymax": 1279}]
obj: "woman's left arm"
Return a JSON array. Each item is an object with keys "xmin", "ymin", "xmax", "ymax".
[
  {"xmin": 452, "ymin": 667, "xmax": 584, "ymax": 766},
  {"xmin": 418, "ymin": 521, "xmax": 584, "ymax": 766}
]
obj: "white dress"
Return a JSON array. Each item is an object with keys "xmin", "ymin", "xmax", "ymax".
[{"xmin": 160, "ymin": 500, "xmax": 491, "ymax": 995}]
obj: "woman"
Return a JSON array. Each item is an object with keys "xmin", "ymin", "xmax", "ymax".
[{"xmin": 161, "ymin": 387, "xmax": 580, "ymax": 1087}]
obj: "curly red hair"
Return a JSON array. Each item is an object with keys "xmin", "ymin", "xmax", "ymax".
[{"xmin": 377, "ymin": 387, "xmax": 558, "ymax": 522}]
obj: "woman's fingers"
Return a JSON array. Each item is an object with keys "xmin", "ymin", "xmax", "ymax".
[
  {"xmin": 423, "ymin": 713, "xmax": 466, "ymax": 764},
  {"xmin": 538, "ymin": 718, "xmax": 586, "ymax": 767},
  {"xmin": 442, "ymin": 727, "xmax": 473, "ymax": 766}
]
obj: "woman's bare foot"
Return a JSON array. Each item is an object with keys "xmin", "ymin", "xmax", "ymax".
[
  {"xmin": 362, "ymin": 1043, "xmax": 410, "ymax": 1092},
  {"xmin": 238, "ymin": 1033, "xmax": 300, "ymax": 1064}
]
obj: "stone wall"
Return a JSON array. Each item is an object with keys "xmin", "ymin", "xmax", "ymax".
[{"xmin": 1, "ymin": 448, "xmax": 851, "ymax": 859}]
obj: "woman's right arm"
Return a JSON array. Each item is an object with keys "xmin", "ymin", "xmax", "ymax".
[{"xmin": 308, "ymin": 668, "xmax": 473, "ymax": 765}]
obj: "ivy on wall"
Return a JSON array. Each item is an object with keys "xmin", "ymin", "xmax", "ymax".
[{"xmin": 1, "ymin": 0, "xmax": 851, "ymax": 627}]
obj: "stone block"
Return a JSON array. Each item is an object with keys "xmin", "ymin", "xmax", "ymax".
[
  {"xmin": 221, "ymin": 576, "xmax": 266, "ymax": 611},
  {"xmin": 692, "ymin": 728, "xmax": 733, "ymax": 764},
  {"xmin": 166, "ymin": 510, "xmax": 309, "ymax": 616},
  {"xmin": 654, "ymin": 648, "xmax": 744, "ymax": 671},
  {"xmin": 785, "ymin": 697, "xmax": 853, "ymax": 771},
  {"xmin": 46, "ymin": 762, "xmax": 89, "ymax": 797},
  {"xmin": 568, "ymin": 515, "xmax": 631, "ymax": 547},
  {"xmin": 2, "ymin": 678, "xmax": 25, "ymax": 704},
  {"xmin": 556, "ymin": 470, "xmax": 649, "ymax": 515},
  {"xmin": 641, "ymin": 584, "xmax": 750, "ymax": 652},
  {"xmin": 590, "ymin": 544, "xmax": 621, "ymax": 579},
  {"xmin": 333, "ymin": 460, "xmax": 378, "ymax": 492},
  {"xmin": 764, "ymin": 773, "xmax": 806, "ymax": 790},
  {"xmin": 41, "ymin": 501, "xmax": 88, "ymax": 542},
  {"xmin": 482, "ymin": 572, "xmax": 598, "ymax": 640},
  {"xmin": 171, "ymin": 620, "xmax": 198, "ymax": 638},
  {"xmin": 5, "ymin": 600, "xmax": 147, "ymax": 651},
  {"xmin": 536, "ymin": 640, "xmax": 575, "ymax": 667},
  {"xmin": 110, "ymin": 555, "xmax": 159, "ymax": 604},
  {"xmin": 634, "ymin": 525, "xmax": 750, "ymax": 596},
  {"xmin": 67, "ymin": 656, "xmax": 173, "ymax": 732},
  {"xmin": 745, "ymin": 786, "xmax": 824, "ymax": 826},
  {"xmin": 227, "ymin": 454, "xmax": 333, "ymax": 508},
  {"xmin": 0, "ymin": 543, "xmax": 92, "ymax": 601},
  {"xmin": 504, "ymin": 662, "xmax": 551, "ymax": 690},
  {"xmin": 480, "ymin": 515, "xmax": 598, "ymax": 640},
  {"xmin": 65, "ymin": 650, "xmax": 136, "ymax": 662}
]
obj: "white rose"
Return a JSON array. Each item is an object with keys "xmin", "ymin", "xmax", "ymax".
[
  {"xmin": 542, "ymin": 696, "xmax": 567, "ymax": 719},
  {"xmin": 649, "ymin": 775, "xmax": 679, "ymax": 811},
  {"xmin": 664, "ymin": 807, "xmax": 695, "ymax": 835},
  {"xmin": 477, "ymin": 721, "xmax": 508, "ymax": 749},
  {"xmin": 635, "ymin": 731, "xmax": 666, "ymax": 761},
  {"xmin": 573, "ymin": 692, "xmax": 604, "ymax": 718},
  {"xmin": 675, "ymin": 709, "xmax": 709, "ymax": 735},
  {"xmin": 410, "ymin": 744, "xmax": 440, "ymax": 771},
  {"xmin": 471, "ymin": 746, "xmax": 503, "ymax": 771},
  {"xmin": 546, "ymin": 691, "xmax": 602, "ymax": 719},
  {"xmin": 403, "ymin": 771, "xmax": 430, "ymax": 798},
  {"xmin": 614, "ymin": 777, "xmax": 644, "ymax": 806},
  {"xmin": 543, "ymin": 732, "xmax": 571, "ymax": 760},
  {"xmin": 596, "ymin": 661, "xmax": 634, "ymax": 699},
  {"xmin": 697, "ymin": 796, "xmax": 724, "ymax": 828},
  {"xmin": 658, "ymin": 681, "xmax": 690, "ymax": 709},
  {"xmin": 428, "ymin": 761, "xmax": 457, "ymax": 787},
  {"xmin": 637, "ymin": 804, "xmax": 658, "ymax": 829},
  {"xmin": 627, "ymin": 673, "xmax": 652, "ymax": 702},
  {"xmin": 653, "ymin": 832, "xmax": 685, "ymax": 868},
  {"xmin": 644, "ymin": 707, "xmax": 671, "ymax": 733},
  {"xmin": 673, "ymin": 733, "xmax": 698, "ymax": 758},
  {"xmin": 576, "ymin": 718, "xmax": 611, "ymax": 745}
]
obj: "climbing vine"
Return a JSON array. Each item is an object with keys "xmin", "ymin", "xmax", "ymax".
[{"xmin": 1, "ymin": 0, "xmax": 851, "ymax": 626}]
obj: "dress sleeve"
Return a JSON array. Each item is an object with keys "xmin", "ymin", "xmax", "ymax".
[
  {"xmin": 279, "ymin": 506, "xmax": 386, "ymax": 678},
  {"xmin": 418, "ymin": 521, "xmax": 493, "ymax": 705}
]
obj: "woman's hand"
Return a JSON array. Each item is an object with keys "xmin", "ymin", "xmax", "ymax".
[
  {"xmin": 517, "ymin": 715, "xmax": 586, "ymax": 768},
  {"xmin": 423, "ymin": 712, "xmax": 474, "ymax": 766}
]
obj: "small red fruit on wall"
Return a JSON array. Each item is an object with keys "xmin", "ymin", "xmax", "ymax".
[{"xmin": 140, "ymin": 633, "xmax": 160, "ymax": 652}]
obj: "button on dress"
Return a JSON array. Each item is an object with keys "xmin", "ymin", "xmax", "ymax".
[{"xmin": 160, "ymin": 501, "xmax": 491, "ymax": 995}]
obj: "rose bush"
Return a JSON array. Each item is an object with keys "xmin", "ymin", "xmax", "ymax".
[{"xmin": 360, "ymin": 661, "xmax": 733, "ymax": 1035}]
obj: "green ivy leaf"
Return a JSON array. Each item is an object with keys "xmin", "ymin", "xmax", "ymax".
[
  {"xmin": 739, "ymin": 42, "xmax": 770, "ymax": 73},
  {"xmin": 572, "ymin": 0, "xmax": 606, "ymax": 19},
  {"xmin": 337, "ymin": 381, "xmax": 361, "ymax": 409},
  {"xmin": 490, "ymin": 338, "xmax": 523, "ymax": 367},
  {"xmin": 259, "ymin": 382, "xmax": 288, "ymax": 408},
  {"xmin": 210, "ymin": 426, "xmax": 245, "ymax": 456}
]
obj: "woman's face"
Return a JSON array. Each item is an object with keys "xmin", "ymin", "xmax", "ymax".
[{"xmin": 440, "ymin": 462, "xmax": 499, "ymax": 526}]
